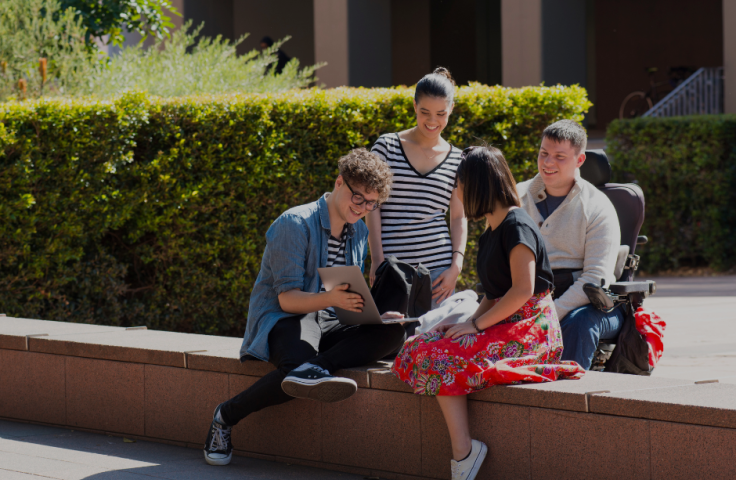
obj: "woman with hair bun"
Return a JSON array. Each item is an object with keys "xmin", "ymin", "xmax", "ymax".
[{"xmin": 368, "ymin": 67, "xmax": 468, "ymax": 308}]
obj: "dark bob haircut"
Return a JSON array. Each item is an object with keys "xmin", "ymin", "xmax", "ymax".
[
  {"xmin": 455, "ymin": 146, "xmax": 520, "ymax": 221},
  {"xmin": 414, "ymin": 67, "xmax": 456, "ymax": 104}
]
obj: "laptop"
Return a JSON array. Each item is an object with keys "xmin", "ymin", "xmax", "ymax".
[{"xmin": 317, "ymin": 266, "xmax": 413, "ymax": 325}]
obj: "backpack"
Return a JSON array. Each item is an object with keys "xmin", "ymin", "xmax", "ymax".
[
  {"xmin": 370, "ymin": 255, "xmax": 432, "ymax": 318},
  {"xmin": 604, "ymin": 305, "xmax": 653, "ymax": 375}
]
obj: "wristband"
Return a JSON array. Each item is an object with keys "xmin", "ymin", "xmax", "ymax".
[
  {"xmin": 471, "ymin": 317, "xmax": 483, "ymax": 333},
  {"xmin": 452, "ymin": 250, "xmax": 464, "ymax": 257}
]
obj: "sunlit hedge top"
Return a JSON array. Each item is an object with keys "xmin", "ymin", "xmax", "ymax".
[{"xmin": 0, "ymin": 85, "xmax": 590, "ymax": 335}]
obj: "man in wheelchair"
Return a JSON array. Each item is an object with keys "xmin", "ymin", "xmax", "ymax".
[{"xmin": 517, "ymin": 120, "xmax": 625, "ymax": 370}]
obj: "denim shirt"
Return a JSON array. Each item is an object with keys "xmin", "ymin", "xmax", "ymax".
[{"xmin": 239, "ymin": 193, "xmax": 369, "ymax": 362}]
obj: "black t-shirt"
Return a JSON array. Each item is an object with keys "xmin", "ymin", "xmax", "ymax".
[{"xmin": 477, "ymin": 208, "xmax": 554, "ymax": 299}]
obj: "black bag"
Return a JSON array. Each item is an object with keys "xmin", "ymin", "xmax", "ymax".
[
  {"xmin": 370, "ymin": 255, "xmax": 432, "ymax": 318},
  {"xmin": 604, "ymin": 305, "xmax": 652, "ymax": 375},
  {"xmin": 551, "ymin": 268, "xmax": 579, "ymax": 299}
]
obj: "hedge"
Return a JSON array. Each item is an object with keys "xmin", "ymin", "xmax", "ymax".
[
  {"xmin": 607, "ymin": 115, "xmax": 736, "ymax": 272},
  {"xmin": 0, "ymin": 85, "xmax": 590, "ymax": 335}
]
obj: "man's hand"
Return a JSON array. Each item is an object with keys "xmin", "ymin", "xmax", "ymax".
[
  {"xmin": 327, "ymin": 283, "xmax": 364, "ymax": 312},
  {"xmin": 437, "ymin": 321, "xmax": 477, "ymax": 339}
]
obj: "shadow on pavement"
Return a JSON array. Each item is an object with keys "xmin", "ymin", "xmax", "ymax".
[{"xmin": 0, "ymin": 419, "xmax": 364, "ymax": 480}]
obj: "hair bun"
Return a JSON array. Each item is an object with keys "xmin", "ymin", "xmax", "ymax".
[{"xmin": 433, "ymin": 67, "xmax": 455, "ymax": 86}]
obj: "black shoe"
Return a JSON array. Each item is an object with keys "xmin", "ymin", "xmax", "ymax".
[
  {"xmin": 203, "ymin": 403, "xmax": 232, "ymax": 466},
  {"xmin": 281, "ymin": 364, "xmax": 357, "ymax": 403}
]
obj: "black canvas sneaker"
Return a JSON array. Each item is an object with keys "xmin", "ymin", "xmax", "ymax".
[
  {"xmin": 203, "ymin": 403, "xmax": 232, "ymax": 466},
  {"xmin": 281, "ymin": 363, "xmax": 357, "ymax": 403}
]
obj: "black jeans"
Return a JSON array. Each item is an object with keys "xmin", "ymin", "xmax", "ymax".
[{"xmin": 220, "ymin": 311, "xmax": 406, "ymax": 426}]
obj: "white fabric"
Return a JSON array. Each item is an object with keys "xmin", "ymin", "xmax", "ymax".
[
  {"xmin": 517, "ymin": 171, "xmax": 621, "ymax": 319},
  {"xmin": 416, "ymin": 290, "xmax": 479, "ymax": 334}
]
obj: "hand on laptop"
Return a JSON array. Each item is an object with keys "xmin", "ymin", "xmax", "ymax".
[
  {"xmin": 328, "ymin": 283, "xmax": 365, "ymax": 312},
  {"xmin": 381, "ymin": 311, "xmax": 405, "ymax": 321}
]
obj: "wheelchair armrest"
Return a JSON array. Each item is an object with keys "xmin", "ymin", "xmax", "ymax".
[{"xmin": 609, "ymin": 280, "xmax": 656, "ymax": 295}]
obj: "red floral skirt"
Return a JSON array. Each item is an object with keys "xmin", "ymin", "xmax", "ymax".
[{"xmin": 391, "ymin": 291, "xmax": 584, "ymax": 396}]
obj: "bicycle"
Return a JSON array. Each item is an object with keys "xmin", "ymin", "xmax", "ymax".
[
  {"xmin": 618, "ymin": 67, "xmax": 671, "ymax": 119},
  {"xmin": 618, "ymin": 66, "xmax": 697, "ymax": 119}
]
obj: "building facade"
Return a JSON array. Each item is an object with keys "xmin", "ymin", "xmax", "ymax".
[{"xmin": 168, "ymin": 0, "xmax": 734, "ymax": 129}]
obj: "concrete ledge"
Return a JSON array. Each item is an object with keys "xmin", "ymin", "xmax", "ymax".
[
  {"xmin": 591, "ymin": 382, "xmax": 736, "ymax": 429},
  {"xmin": 2, "ymin": 316, "xmax": 736, "ymax": 479}
]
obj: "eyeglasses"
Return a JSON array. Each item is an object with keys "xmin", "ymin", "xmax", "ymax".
[{"xmin": 344, "ymin": 179, "xmax": 381, "ymax": 211}]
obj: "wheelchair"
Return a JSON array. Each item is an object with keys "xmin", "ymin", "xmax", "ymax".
[
  {"xmin": 579, "ymin": 149, "xmax": 657, "ymax": 372},
  {"xmin": 474, "ymin": 149, "xmax": 658, "ymax": 373}
]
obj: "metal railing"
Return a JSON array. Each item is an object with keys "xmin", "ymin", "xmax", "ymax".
[{"xmin": 643, "ymin": 67, "xmax": 724, "ymax": 117}]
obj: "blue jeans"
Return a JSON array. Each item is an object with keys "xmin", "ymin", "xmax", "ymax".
[
  {"xmin": 429, "ymin": 267, "xmax": 453, "ymax": 310},
  {"xmin": 559, "ymin": 303, "xmax": 625, "ymax": 370}
]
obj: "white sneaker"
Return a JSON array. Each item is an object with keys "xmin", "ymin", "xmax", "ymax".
[{"xmin": 451, "ymin": 439, "xmax": 488, "ymax": 480}]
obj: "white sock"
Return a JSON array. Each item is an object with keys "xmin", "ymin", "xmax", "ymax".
[{"xmin": 214, "ymin": 409, "xmax": 226, "ymax": 425}]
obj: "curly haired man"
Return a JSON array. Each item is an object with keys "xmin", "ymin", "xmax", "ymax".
[{"xmin": 203, "ymin": 148, "xmax": 406, "ymax": 466}]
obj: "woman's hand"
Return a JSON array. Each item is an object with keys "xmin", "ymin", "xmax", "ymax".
[
  {"xmin": 369, "ymin": 257, "xmax": 383, "ymax": 287},
  {"xmin": 439, "ymin": 321, "xmax": 477, "ymax": 339},
  {"xmin": 431, "ymin": 265, "xmax": 460, "ymax": 304}
]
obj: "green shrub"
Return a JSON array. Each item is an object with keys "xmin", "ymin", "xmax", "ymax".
[
  {"xmin": 607, "ymin": 115, "xmax": 736, "ymax": 272},
  {"xmin": 89, "ymin": 23, "xmax": 322, "ymax": 98},
  {"xmin": 1, "ymin": 0, "xmax": 320, "ymax": 101},
  {"xmin": 0, "ymin": 85, "xmax": 590, "ymax": 335},
  {"xmin": 0, "ymin": 0, "xmax": 95, "ymax": 100}
]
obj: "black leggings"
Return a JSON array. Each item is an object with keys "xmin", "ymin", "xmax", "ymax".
[{"xmin": 220, "ymin": 311, "xmax": 405, "ymax": 426}]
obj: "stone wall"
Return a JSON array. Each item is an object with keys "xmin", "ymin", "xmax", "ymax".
[{"xmin": 1, "ymin": 316, "xmax": 735, "ymax": 479}]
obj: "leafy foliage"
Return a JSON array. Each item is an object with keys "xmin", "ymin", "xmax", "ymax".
[
  {"xmin": 60, "ymin": 0, "xmax": 180, "ymax": 47},
  {"xmin": 89, "ymin": 23, "xmax": 321, "ymax": 97},
  {"xmin": 0, "ymin": 85, "xmax": 590, "ymax": 335},
  {"xmin": 0, "ymin": 0, "xmax": 96, "ymax": 99},
  {"xmin": 1, "ymin": 1, "xmax": 319, "ymax": 100},
  {"xmin": 607, "ymin": 115, "xmax": 736, "ymax": 272}
]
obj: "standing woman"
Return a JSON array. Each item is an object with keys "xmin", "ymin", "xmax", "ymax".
[{"xmin": 368, "ymin": 67, "xmax": 468, "ymax": 307}]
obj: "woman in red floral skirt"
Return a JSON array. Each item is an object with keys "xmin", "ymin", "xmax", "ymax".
[{"xmin": 391, "ymin": 146, "xmax": 584, "ymax": 480}]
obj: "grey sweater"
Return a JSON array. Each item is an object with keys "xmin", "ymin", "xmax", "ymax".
[{"xmin": 517, "ymin": 172, "xmax": 621, "ymax": 320}]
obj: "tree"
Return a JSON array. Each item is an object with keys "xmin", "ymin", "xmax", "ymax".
[{"xmin": 59, "ymin": 0, "xmax": 181, "ymax": 47}]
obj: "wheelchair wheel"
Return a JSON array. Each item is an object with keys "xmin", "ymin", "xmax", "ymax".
[
  {"xmin": 619, "ymin": 92, "xmax": 653, "ymax": 119},
  {"xmin": 590, "ymin": 342, "xmax": 616, "ymax": 371}
]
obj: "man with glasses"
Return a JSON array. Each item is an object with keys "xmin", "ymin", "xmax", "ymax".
[{"xmin": 204, "ymin": 148, "xmax": 406, "ymax": 467}]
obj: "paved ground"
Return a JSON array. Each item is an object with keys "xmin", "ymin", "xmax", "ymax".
[
  {"xmin": 646, "ymin": 275, "xmax": 736, "ymax": 384},
  {"xmin": 2, "ymin": 275, "xmax": 733, "ymax": 479},
  {"xmin": 0, "ymin": 420, "xmax": 364, "ymax": 480}
]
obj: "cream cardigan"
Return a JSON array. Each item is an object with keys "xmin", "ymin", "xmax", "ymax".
[{"xmin": 517, "ymin": 172, "xmax": 621, "ymax": 320}]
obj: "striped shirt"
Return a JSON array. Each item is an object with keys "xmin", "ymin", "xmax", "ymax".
[
  {"xmin": 321, "ymin": 225, "xmax": 348, "ymax": 314},
  {"xmin": 371, "ymin": 133, "xmax": 462, "ymax": 270},
  {"xmin": 326, "ymin": 225, "xmax": 348, "ymax": 268}
]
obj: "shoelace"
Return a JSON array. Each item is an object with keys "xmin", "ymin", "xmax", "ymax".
[
  {"xmin": 309, "ymin": 365, "xmax": 330, "ymax": 376},
  {"xmin": 209, "ymin": 422, "xmax": 231, "ymax": 452},
  {"xmin": 450, "ymin": 462, "xmax": 462, "ymax": 480}
]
